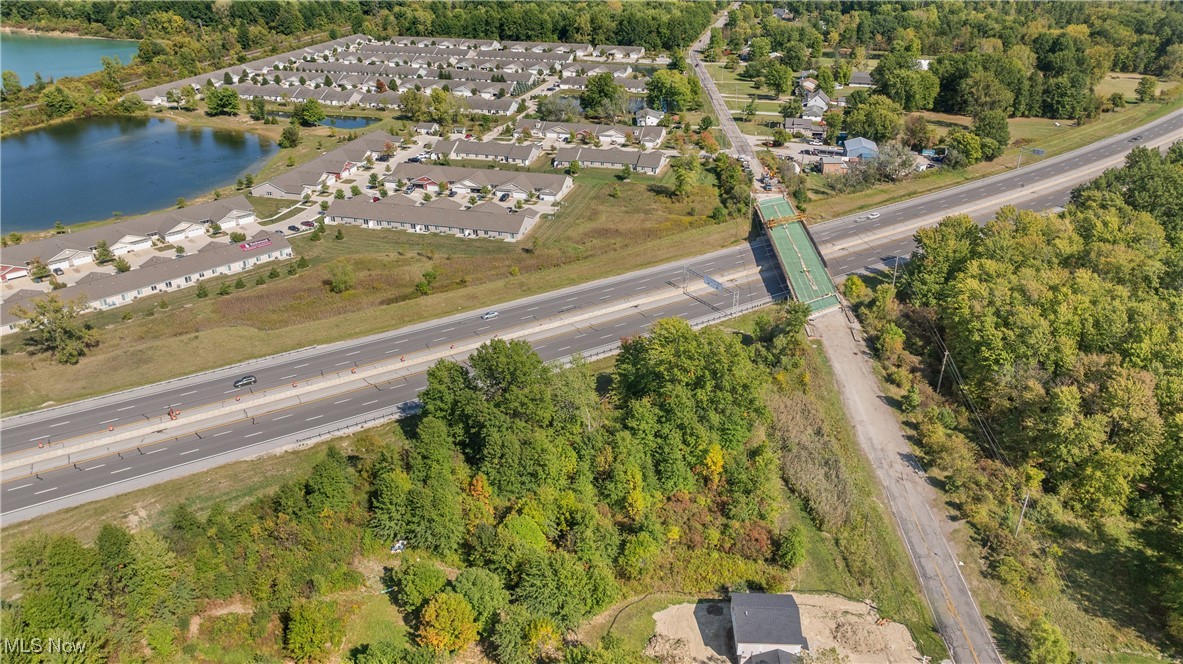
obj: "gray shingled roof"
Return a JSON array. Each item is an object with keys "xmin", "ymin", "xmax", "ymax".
[
  {"xmin": 730, "ymin": 594, "xmax": 807, "ymax": 648},
  {"xmin": 327, "ymin": 197, "xmax": 538, "ymax": 235}
]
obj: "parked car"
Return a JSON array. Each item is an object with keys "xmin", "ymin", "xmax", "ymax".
[
  {"xmin": 404, "ymin": 186, "xmax": 415, "ymax": 195},
  {"xmin": 464, "ymin": 133, "xmax": 473, "ymax": 139},
  {"xmin": 481, "ymin": 311, "xmax": 500, "ymax": 320},
  {"xmin": 274, "ymin": 229, "xmax": 285, "ymax": 234},
  {"xmin": 372, "ymin": 196, "xmax": 380, "ymax": 202},
  {"xmin": 499, "ymin": 193, "xmax": 511, "ymax": 202},
  {"xmin": 288, "ymin": 225, "xmax": 301, "ymax": 232},
  {"xmin": 448, "ymin": 189, "xmax": 457, "ymax": 197},
  {"xmin": 232, "ymin": 375, "xmax": 257, "ymax": 388},
  {"xmin": 301, "ymin": 221, "xmax": 316, "ymax": 228},
  {"xmin": 808, "ymin": 140, "xmax": 823, "ymax": 146},
  {"xmin": 406, "ymin": 157, "xmax": 421, "ymax": 163},
  {"xmin": 52, "ymin": 267, "xmax": 65, "ymax": 276}
]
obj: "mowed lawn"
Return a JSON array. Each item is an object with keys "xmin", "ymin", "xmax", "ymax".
[{"xmin": 1, "ymin": 165, "xmax": 748, "ymax": 415}]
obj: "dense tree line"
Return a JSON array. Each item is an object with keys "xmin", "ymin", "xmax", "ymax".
[
  {"xmin": 2, "ymin": 312, "xmax": 834, "ymax": 662},
  {"xmin": 725, "ymin": 2, "xmax": 1178, "ymax": 122},
  {"xmin": 849, "ymin": 144, "xmax": 1183, "ymax": 654}
]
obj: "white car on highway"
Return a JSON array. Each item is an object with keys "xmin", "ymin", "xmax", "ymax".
[{"xmin": 867, "ymin": 212, "xmax": 881, "ymax": 220}]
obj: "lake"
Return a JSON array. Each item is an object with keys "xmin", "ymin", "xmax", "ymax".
[
  {"xmin": 0, "ymin": 116, "xmax": 277, "ymax": 232},
  {"xmin": 271, "ymin": 113, "xmax": 379, "ymax": 130},
  {"xmin": 0, "ymin": 32, "xmax": 140, "ymax": 84}
]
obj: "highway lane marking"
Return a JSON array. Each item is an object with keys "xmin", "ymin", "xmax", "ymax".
[
  {"xmin": 557, "ymin": 346, "xmax": 571, "ymax": 351},
  {"xmin": 415, "ymin": 387, "xmax": 427, "ymax": 392},
  {"xmin": 212, "ymin": 431, "xmax": 231, "ymax": 437},
  {"xmin": 384, "ymin": 349, "xmax": 400, "ymax": 354},
  {"xmin": 224, "ymin": 389, "xmax": 238, "ymax": 394},
  {"xmin": 334, "ymin": 399, "xmax": 351, "ymax": 404},
  {"xmin": 6, "ymin": 484, "xmax": 32, "ymax": 492},
  {"xmin": 180, "ymin": 390, "xmax": 198, "ymax": 396},
  {"xmin": 243, "ymin": 431, "xmax": 264, "ymax": 438},
  {"xmin": 345, "ymin": 350, "xmax": 360, "ymax": 356},
  {"xmin": 180, "ymin": 449, "xmax": 200, "ymax": 456},
  {"xmin": 614, "ymin": 322, "xmax": 628, "ymax": 327},
  {"xmin": 117, "ymin": 405, "xmax": 136, "ymax": 411},
  {"xmin": 110, "ymin": 468, "xmax": 131, "ymax": 474},
  {"xmin": 431, "ymin": 337, "xmax": 447, "ymax": 342},
  {"xmin": 362, "ymin": 400, "xmax": 379, "ymax": 406},
  {"xmin": 85, "ymin": 464, "xmax": 105, "ymax": 471},
  {"xmin": 335, "ymin": 361, "xmax": 352, "ymax": 367},
  {"xmin": 520, "ymin": 315, "xmax": 533, "ymax": 320},
  {"xmin": 442, "ymin": 327, "xmax": 456, "ymax": 332},
  {"xmin": 396, "ymin": 339, "xmax": 409, "ymax": 343},
  {"xmin": 477, "ymin": 325, "xmax": 491, "ymax": 331},
  {"xmin": 273, "ymin": 414, "xmax": 293, "ymax": 421},
  {"xmin": 144, "ymin": 448, "xmax": 167, "ymax": 454},
  {"xmin": 99, "ymin": 418, "xmax": 119, "ymax": 424},
  {"xmin": 565, "ymin": 296, "xmax": 578, "ymax": 301},
  {"xmin": 294, "ymin": 363, "xmax": 309, "ymax": 368},
  {"xmin": 48, "ymin": 421, "xmax": 71, "ymax": 427},
  {"xmin": 281, "ymin": 374, "xmax": 297, "ymax": 379},
  {"xmin": 602, "ymin": 287, "xmax": 615, "ymax": 292},
  {"xmin": 33, "ymin": 487, "xmax": 58, "ymax": 495},
  {"xmin": 306, "ymin": 415, "xmax": 323, "ymax": 421}
]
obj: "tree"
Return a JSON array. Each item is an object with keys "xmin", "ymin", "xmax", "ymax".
[
  {"xmin": 843, "ymin": 95, "xmax": 903, "ymax": 143},
  {"xmin": 674, "ymin": 164, "xmax": 695, "ymax": 198},
  {"xmin": 1, "ymin": 70, "xmax": 20, "ymax": 99},
  {"xmin": 959, "ymin": 71, "xmax": 1014, "ymax": 118},
  {"xmin": 229, "ymin": 231, "xmax": 247, "ymax": 243},
  {"xmin": 397, "ymin": 560, "xmax": 447, "ymax": 613},
  {"xmin": 452, "ymin": 568, "xmax": 509, "ymax": 635},
  {"xmin": 418, "ymin": 592, "xmax": 478, "ymax": 654},
  {"xmin": 218, "ymin": 282, "xmax": 232, "ymax": 295},
  {"xmin": 742, "ymin": 98, "xmax": 758, "ymax": 122},
  {"xmin": 566, "ymin": 160, "xmax": 580, "ymax": 176},
  {"xmin": 350, "ymin": 185, "xmax": 362, "ymax": 197},
  {"xmin": 400, "ymin": 90, "xmax": 429, "ymax": 121},
  {"xmin": 326, "ymin": 262, "xmax": 354, "ymax": 293},
  {"xmin": 292, "ymin": 99, "xmax": 325, "ymax": 126},
  {"xmin": 1027, "ymin": 617, "xmax": 1072, "ymax": 664},
  {"xmin": 234, "ymin": 277, "xmax": 246, "ymax": 290},
  {"xmin": 972, "ymin": 110, "xmax": 1010, "ymax": 161},
  {"xmin": 515, "ymin": 552, "xmax": 608, "ymax": 629},
  {"xmin": 195, "ymin": 283, "xmax": 209, "ymax": 298},
  {"xmin": 775, "ymin": 526, "xmax": 806, "ymax": 569},
  {"xmin": 14, "ymin": 295, "xmax": 98, "ymax": 364},
  {"xmin": 249, "ymin": 96, "xmax": 267, "ymax": 120},
  {"xmin": 814, "ymin": 66, "xmax": 836, "ymax": 97},
  {"xmin": 429, "ymin": 88, "xmax": 462, "ymax": 125},
  {"xmin": 280, "ymin": 125, "xmax": 300, "ymax": 148},
  {"xmin": 41, "ymin": 85, "xmax": 76, "ymax": 118},
  {"xmin": 113, "ymin": 257, "xmax": 131, "ymax": 273},
  {"xmin": 771, "ymin": 128, "xmax": 790, "ymax": 146},
  {"xmin": 647, "ymin": 70, "xmax": 698, "ymax": 113},
  {"xmin": 1136, "ymin": 76, "xmax": 1157, "ymax": 103},
  {"xmin": 765, "ymin": 63, "xmax": 793, "ymax": 97},
  {"xmin": 901, "ymin": 114, "xmax": 936, "ymax": 152},
  {"xmin": 94, "ymin": 239, "xmax": 115, "ymax": 264},
  {"xmin": 779, "ymin": 99, "xmax": 802, "ymax": 120},
  {"xmin": 581, "ymin": 73, "xmax": 626, "ymax": 121},
  {"xmin": 205, "ymin": 87, "xmax": 240, "ymax": 116},
  {"xmin": 823, "ymin": 110, "xmax": 844, "ymax": 145},
  {"xmin": 945, "ymin": 129, "xmax": 983, "ymax": 165},
  {"xmin": 285, "ymin": 599, "xmax": 343, "ymax": 663}
]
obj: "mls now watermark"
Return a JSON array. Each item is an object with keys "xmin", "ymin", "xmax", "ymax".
[{"xmin": 3, "ymin": 638, "xmax": 88, "ymax": 655}]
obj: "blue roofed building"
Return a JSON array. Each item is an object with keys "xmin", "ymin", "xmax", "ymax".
[{"xmin": 844, "ymin": 137, "xmax": 879, "ymax": 160}]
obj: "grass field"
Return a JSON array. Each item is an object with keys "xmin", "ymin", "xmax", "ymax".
[
  {"xmin": 1095, "ymin": 72, "xmax": 1179, "ymax": 100},
  {"xmin": 1, "ymin": 164, "xmax": 748, "ymax": 415}
]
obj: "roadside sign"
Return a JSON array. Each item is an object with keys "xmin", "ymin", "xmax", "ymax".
[
  {"xmin": 1031, "ymin": 148, "xmax": 1046, "ymax": 156},
  {"xmin": 703, "ymin": 275, "xmax": 725, "ymax": 291},
  {"xmin": 921, "ymin": 148, "xmax": 936, "ymax": 157}
]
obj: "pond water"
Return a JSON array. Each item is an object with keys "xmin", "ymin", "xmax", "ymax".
[
  {"xmin": 271, "ymin": 113, "xmax": 380, "ymax": 130},
  {"xmin": 0, "ymin": 32, "xmax": 140, "ymax": 84},
  {"xmin": 1, "ymin": 116, "xmax": 277, "ymax": 232}
]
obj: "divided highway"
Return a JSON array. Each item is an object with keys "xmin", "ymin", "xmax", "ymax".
[{"xmin": 1, "ymin": 241, "xmax": 784, "ymax": 518}]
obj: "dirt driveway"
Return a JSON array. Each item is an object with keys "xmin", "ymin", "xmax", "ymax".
[{"xmin": 650, "ymin": 593, "xmax": 922, "ymax": 664}]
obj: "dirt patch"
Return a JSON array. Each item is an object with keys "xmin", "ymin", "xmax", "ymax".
[
  {"xmin": 650, "ymin": 594, "xmax": 921, "ymax": 664},
  {"xmin": 651, "ymin": 601, "xmax": 732, "ymax": 664},
  {"xmin": 188, "ymin": 599, "xmax": 253, "ymax": 639}
]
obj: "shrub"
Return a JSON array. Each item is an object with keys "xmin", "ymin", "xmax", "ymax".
[
  {"xmin": 775, "ymin": 526, "xmax": 806, "ymax": 569},
  {"xmin": 397, "ymin": 560, "xmax": 447, "ymax": 613}
]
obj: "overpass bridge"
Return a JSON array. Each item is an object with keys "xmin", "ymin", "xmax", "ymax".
[{"xmin": 756, "ymin": 195, "xmax": 841, "ymax": 315}]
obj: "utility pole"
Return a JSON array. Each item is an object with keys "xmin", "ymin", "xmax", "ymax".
[
  {"xmin": 1015, "ymin": 490, "xmax": 1031, "ymax": 536},
  {"xmin": 891, "ymin": 255, "xmax": 900, "ymax": 287},
  {"xmin": 936, "ymin": 349, "xmax": 950, "ymax": 393}
]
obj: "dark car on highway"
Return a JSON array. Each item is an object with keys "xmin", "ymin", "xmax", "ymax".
[{"xmin": 233, "ymin": 375, "xmax": 257, "ymax": 388}]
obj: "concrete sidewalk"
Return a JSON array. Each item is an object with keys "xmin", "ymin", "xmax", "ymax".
[{"xmin": 813, "ymin": 306, "xmax": 1001, "ymax": 664}]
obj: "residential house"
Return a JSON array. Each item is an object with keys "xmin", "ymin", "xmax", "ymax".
[
  {"xmin": 430, "ymin": 139, "xmax": 540, "ymax": 165},
  {"xmin": 848, "ymin": 71, "xmax": 873, "ymax": 87},
  {"xmin": 326, "ymin": 197, "xmax": 541, "ymax": 241},
  {"xmin": 843, "ymin": 137, "xmax": 878, "ymax": 160},
  {"xmin": 552, "ymin": 147, "xmax": 669, "ymax": 175},
  {"xmin": 730, "ymin": 594, "xmax": 808, "ymax": 664},
  {"xmin": 801, "ymin": 91, "xmax": 831, "ymax": 121},
  {"xmin": 819, "ymin": 156, "xmax": 848, "ymax": 175},
  {"xmin": 635, "ymin": 108, "xmax": 665, "ymax": 126},
  {"xmin": 388, "ymin": 164, "xmax": 572, "ymax": 201}
]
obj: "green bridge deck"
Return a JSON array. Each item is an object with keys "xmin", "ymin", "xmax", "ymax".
[{"xmin": 757, "ymin": 197, "xmax": 841, "ymax": 315}]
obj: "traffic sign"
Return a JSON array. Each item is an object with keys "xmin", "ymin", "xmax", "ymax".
[
  {"xmin": 703, "ymin": 275, "xmax": 725, "ymax": 291},
  {"xmin": 1031, "ymin": 148, "xmax": 1046, "ymax": 156}
]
